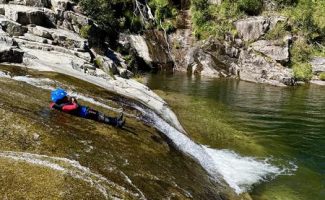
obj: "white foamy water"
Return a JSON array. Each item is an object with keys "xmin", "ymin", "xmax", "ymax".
[
  {"xmin": 0, "ymin": 71, "xmax": 11, "ymax": 78},
  {"xmin": 0, "ymin": 151, "xmax": 146, "ymax": 200},
  {"xmin": 203, "ymin": 147, "xmax": 285, "ymax": 193},
  {"xmin": 134, "ymin": 105, "xmax": 296, "ymax": 194}
]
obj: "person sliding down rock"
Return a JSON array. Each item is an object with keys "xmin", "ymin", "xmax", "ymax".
[{"xmin": 50, "ymin": 88, "xmax": 125, "ymax": 128}]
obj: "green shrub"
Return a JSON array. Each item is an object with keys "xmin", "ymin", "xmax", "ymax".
[
  {"xmin": 149, "ymin": 0, "xmax": 177, "ymax": 22},
  {"xmin": 94, "ymin": 57, "xmax": 103, "ymax": 68},
  {"xmin": 264, "ymin": 22, "xmax": 288, "ymax": 40},
  {"xmin": 291, "ymin": 39, "xmax": 312, "ymax": 63},
  {"xmin": 281, "ymin": 0, "xmax": 325, "ymax": 42},
  {"xmin": 238, "ymin": 0, "xmax": 263, "ymax": 15},
  {"xmin": 319, "ymin": 72, "xmax": 325, "ymax": 81},
  {"xmin": 160, "ymin": 20, "xmax": 176, "ymax": 33},
  {"xmin": 293, "ymin": 63, "xmax": 312, "ymax": 81},
  {"xmin": 274, "ymin": 0, "xmax": 298, "ymax": 6},
  {"xmin": 290, "ymin": 38, "xmax": 313, "ymax": 81},
  {"xmin": 191, "ymin": 0, "xmax": 242, "ymax": 40},
  {"xmin": 79, "ymin": 25, "xmax": 91, "ymax": 38}
]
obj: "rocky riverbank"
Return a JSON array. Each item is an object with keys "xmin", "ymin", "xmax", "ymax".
[{"xmin": 120, "ymin": 1, "xmax": 325, "ymax": 87}]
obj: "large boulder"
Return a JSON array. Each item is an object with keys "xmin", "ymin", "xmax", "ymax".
[
  {"xmin": 251, "ymin": 36, "xmax": 291, "ymax": 64},
  {"xmin": 60, "ymin": 11, "xmax": 92, "ymax": 33},
  {"xmin": 122, "ymin": 31, "xmax": 174, "ymax": 70},
  {"xmin": 310, "ymin": 57, "xmax": 325, "ymax": 75},
  {"xmin": 235, "ymin": 16, "xmax": 269, "ymax": 42},
  {"xmin": 235, "ymin": 16, "xmax": 286, "ymax": 42},
  {"xmin": 0, "ymin": 4, "xmax": 56, "ymax": 27},
  {"xmin": 186, "ymin": 38, "xmax": 238, "ymax": 78},
  {"xmin": 27, "ymin": 25, "xmax": 86, "ymax": 49},
  {"xmin": 238, "ymin": 48, "xmax": 294, "ymax": 86},
  {"xmin": 187, "ymin": 47, "xmax": 229, "ymax": 78}
]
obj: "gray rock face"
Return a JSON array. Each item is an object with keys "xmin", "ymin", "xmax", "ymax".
[
  {"xmin": 238, "ymin": 49, "xmax": 294, "ymax": 86},
  {"xmin": 24, "ymin": 0, "xmax": 50, "ymax": 7},
  {"xmin": 310, "ymin": 57, "xmax": 325, "ymax": 74},
  {"xmin": 60, "ymin": 11, "xmax": 91, "ymax": 33},
  {"xmin": 186, "ymin": 39, "xmax": 238, "ymax": 78},
  {"xmin": 28, "ymin": 25, "xmax": 52, "ymax": 39},
  {"xmin": 50, "ymin": 0, "xmax": 71, "ymax": 12},
  {"xmin": 0, "ymin": 16, "xmax": 28, "ymax": 36},
  {"xmin": 235, "ymin": 16, "xmax": 269, "ymax": 42},
  {"xmin": 235, "ymin": 16, "xmax": 286, "ymax": 42},
  {"xmin": 251, "ymin": 36, "xmax": 291, "ymax": 64},
  {"xmin": 20, "ymin": 32, "xmax": 50, "ymax": 43},
  {"xmin": 95, "ymin": 52, "xmax": 133, "ymax": 79},
  {"xmin": 123, "ymin": 31, "xmax": 173, "ymax": 70},
  {"xmin": 27, "ymin": 25, "xmax": 86, "ymax": 49},
  {"xmin": 0, "ymin": 4, "xmax": 56, "ymax": 27}
]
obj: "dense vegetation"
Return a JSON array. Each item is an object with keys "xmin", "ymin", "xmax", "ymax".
[{"xmin": 75, "ymin": 0, "xmax": 178, "ymax": 34}]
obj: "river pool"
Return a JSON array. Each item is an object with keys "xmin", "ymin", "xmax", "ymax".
[{"xmin": 145, "ymin": 72, "xmax": 325, "ymax": 200}]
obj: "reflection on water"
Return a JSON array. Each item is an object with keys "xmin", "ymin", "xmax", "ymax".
[{"xmin": 145, "ymin": 72, "xmax": 325, "ymax": 200}]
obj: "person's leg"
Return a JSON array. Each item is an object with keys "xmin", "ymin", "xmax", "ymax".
[{"xmin": 87, "ymin": 108, "xmax": 119, "ymax": 126}]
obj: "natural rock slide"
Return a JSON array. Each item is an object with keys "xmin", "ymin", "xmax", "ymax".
[{"xmin": 0, "ymin": 0, "xmax": 307, "ymax": 199}]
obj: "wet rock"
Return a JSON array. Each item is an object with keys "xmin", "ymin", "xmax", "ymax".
[
  {"xmin": 238, "ymin": 48, "xmax": 294, "ymax": 86},
  {"xmin": 251, "ymin": 36, "xmax": 291, "ymax": 64},
  {"xmin": 310, "ymin": 57, "xmax": 325, "ymax": 75},
  {"xmin": 235, "ymin": 16, "xmax": 286, "ymax": 42}
]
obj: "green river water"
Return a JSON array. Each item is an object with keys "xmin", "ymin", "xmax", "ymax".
[{"xmin": 145, "ymin": 72, "xmax": 325, "ymax": 200}]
